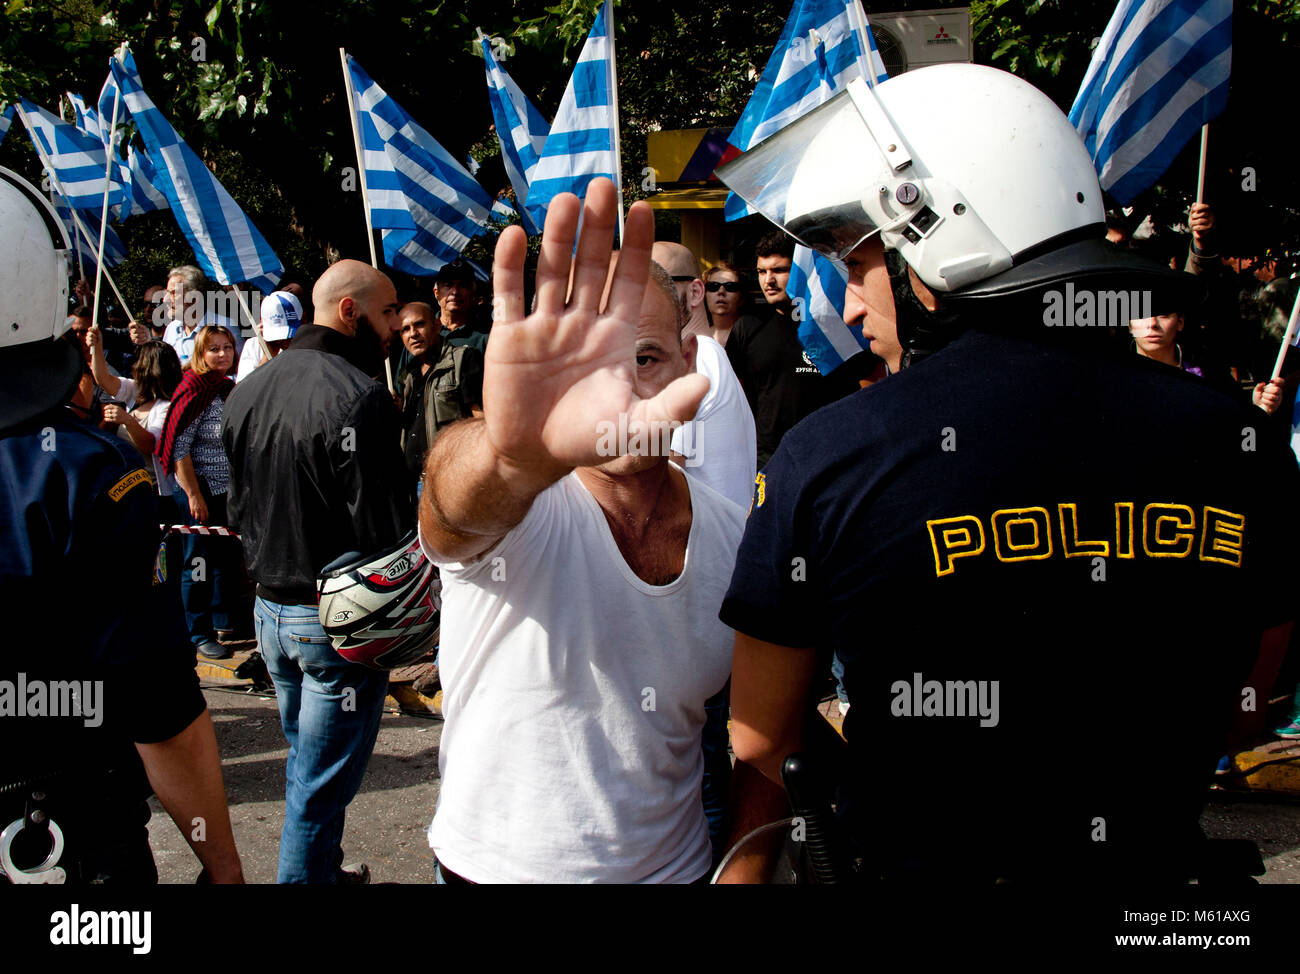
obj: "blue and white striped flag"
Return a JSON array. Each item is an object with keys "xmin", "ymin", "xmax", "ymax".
[
  {"xmin": 1069, "ymin": 0, "xmax": 1231, "ymax": 206},
  {"xmin": 346, "ymin": 55, "xmax": 494, "ymax": 276},
  {"xmin": 66, "ymin": 90, "xmax": 139, "ymax": 222},
  {"xmin": 86, "ymin": 73, "xmax": 172, "ymax": 221},
  {"xmin": 0, "ymin": 103, "xmax": 13, "ymax": 148},
  {"xmin": 727, "ymin": 0, "xmax": 887, "ymax": 374},
  {"xmin": 52, "ymin": 194, "xmax": 127, "ymax": 271},
  {"xmin": 109, "ymin": 48, "xmax": 283, "ymax": 292},
  {"xmin": 525, "ymin": 0, "xmax": 620, "ymax": 230},
  {"xmin": 19, "ymin": 100, "xmax": 129, "ymax": 212},
  {"xmin": 481, "ymin": 33, "xmax": 551, "ymax": 235},
  {"xmin": 725, "ymin": 0, "xmax": 886, "ymax": 222}
]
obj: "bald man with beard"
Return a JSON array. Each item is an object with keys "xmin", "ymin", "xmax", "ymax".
[{"xmin": 222, "ymin": 259, "xmax": 410, "ymax": 884}]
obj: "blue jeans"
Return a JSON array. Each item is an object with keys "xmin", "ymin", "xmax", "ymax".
[
  {"xmin": 255, "ymin": 597, "xmax": 389, "ymax": 884},
  {"xmin": 180, "ymin": 486, "xmax": 236, "ymax": 644}
]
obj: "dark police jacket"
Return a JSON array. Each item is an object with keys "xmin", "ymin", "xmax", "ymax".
[{"xmin": 222, "ymin": 324, "xmax": 413, "ymax": 605}]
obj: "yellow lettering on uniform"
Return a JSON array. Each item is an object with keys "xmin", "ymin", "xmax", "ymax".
[
  {"xmin": 991, "ymin": 507, "xmax": 1053, "ymax": 563},
  {"xmin": 1143, "ymin": 503, "xmax": 1196, "ymax": 558},
  {"xmin": 108, "ymin": 468, "xmax": 150, "ymax": 502},
  {"xmin": 1059, "ymin": 503, "xmax": 1110, "ymax": 558},
  {"xmin": 926, "ymin": 515, "xmax": 986, "ymax": 577},
  {"xmin": 1200, "ymin": 506, "xmax": 1245, "ymax": 567},
  {"xmin": 1115, "ymin": 502, "xmax": 1135, "ymax": 559}
]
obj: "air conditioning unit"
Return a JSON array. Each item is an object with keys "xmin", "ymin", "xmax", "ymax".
[{"xmin": 868, "ymin": 6, "xmax": 972, "ymax": 75}]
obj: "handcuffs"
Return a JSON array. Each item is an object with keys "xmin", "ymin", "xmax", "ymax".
[{"xmin": 0, "ymin": 791, "xmax": 66, "ymax": 884}]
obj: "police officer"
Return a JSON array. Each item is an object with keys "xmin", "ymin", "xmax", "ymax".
[
  {"xmin": 0, "ymin": 167, "xmax": 243, "ymax": 884},
  {"xmin": 714, "ymin": 65, "xmax": 1300, "ymax": 883}
]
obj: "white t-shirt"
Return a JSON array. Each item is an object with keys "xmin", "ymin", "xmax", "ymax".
[
  {"xmin": 235, "ymin": 339, "xmax": 266, "ymax": 383},
  {"xmin": 421, "ymin": 467, "xmax": 745, "ymax": 883},
  {"xmin": 671, "ymin": 335, "xmax": 758, "ymax": 510},
  {"xmin": 113, "ymin": 377, "xmax": 176, "ymax": 496}
]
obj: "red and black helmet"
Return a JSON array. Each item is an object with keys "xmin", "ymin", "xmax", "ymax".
[{"xmin": 316, "ymin": 531, "xmax": 440, "ymax": 670}]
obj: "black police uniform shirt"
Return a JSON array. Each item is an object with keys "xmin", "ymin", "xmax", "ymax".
[
  {"xmin": 720, "ymin": 329, "xmax": 1300, "ymax": 875},
  {"xmin": 726, "ymin": 311, "xmax": 865, "ymax": 469},
  {"xmin": 0, "ymin": 411, "xmax": 205, "ymax": 803}
]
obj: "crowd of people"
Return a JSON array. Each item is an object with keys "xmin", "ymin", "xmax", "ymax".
[{"xmin": 5, "ymin": 60, "xmax": 1300, "ymax": 887}]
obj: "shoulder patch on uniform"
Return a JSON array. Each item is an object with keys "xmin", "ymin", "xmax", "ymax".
[
  {"xmin": 108, "ymin": 468, "xmax": 151, "ymax": 502},
  {"xmin": 753, "ymin": 472, "xmax": 767, "ymax": 511}
]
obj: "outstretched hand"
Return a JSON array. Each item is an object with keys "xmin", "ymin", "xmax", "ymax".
[{"xmin": 483, "ymin": 178, "xmax": 708, "ymax": 482}]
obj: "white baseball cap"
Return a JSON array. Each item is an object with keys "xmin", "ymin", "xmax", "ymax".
[{"xmin": 260, "ymin": 291, "xmax": 303, "ymax": 342}]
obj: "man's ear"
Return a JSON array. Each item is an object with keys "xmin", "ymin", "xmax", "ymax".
[
  {"xmin": 338, "ymin": 295, "xmax": 359, "ymax": 333},
  {"xmin": 687, "ymin": 278, "xmax": 706, "ymax": 312},
  {"xmin": 681, "ymin": 333, "xmax": 698, "ymax": 372}
]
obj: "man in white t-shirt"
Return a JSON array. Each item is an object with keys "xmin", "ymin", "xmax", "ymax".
[
  {"xmin": 418, "ymin": 180, "xmax": 745, "ymax": 883},
  {"xmin": 652, "ymin": 242, "xmax": 757, "ymax": 510}
]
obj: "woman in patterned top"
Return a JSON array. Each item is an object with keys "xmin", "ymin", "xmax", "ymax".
[{"xmin": 156, "ymin": 325, "xmax": 244, "ymax": 659}]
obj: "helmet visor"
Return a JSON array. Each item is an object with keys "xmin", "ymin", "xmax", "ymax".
[{"xmin": 716, "ymin": 84, "xmax": 913, "ymax": 261}]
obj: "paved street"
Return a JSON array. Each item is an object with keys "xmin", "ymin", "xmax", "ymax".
[
  {"xmin": 148, "ymin": 686, "xmax": 442, "ymax": 884},
  {"xmin": 147, "ymin": 686, "xmax": 1300, "ymax": 884}
]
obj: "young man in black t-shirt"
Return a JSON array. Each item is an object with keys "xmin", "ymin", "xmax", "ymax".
[{"xmin": 726, "ymin": 231, "xmax": 863, "ymax": 467}]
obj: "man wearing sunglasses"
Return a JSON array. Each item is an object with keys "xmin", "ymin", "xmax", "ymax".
[{"xmin": 716, "ymin": 64, "xmax": 1299, "ymax": 884}]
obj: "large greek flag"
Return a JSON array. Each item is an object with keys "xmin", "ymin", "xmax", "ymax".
[
  {"xmin": 346, "ymin": 55, "xmax": 493, "ymax": 276},
  {"xmin": 727, "ymin": 0, "xmax": 888, "ymax": 374},
  {"xmin": 108, "ymin": 47, "xmax": 283, "ymax": 292},
  {"xmin": 481, "ymin": 34, "xmax": 550, "ymax": 235},
  {"xmin": 525, "ymin": 0, "xmax": 620, "ymax": 229},
  {"xmin": 19, "ymin": 100, "xmax": 129, "ymax": 212},
  {"xmin": 1069, "ymin": 0, "xmax": 1231, "ymax": 206}
]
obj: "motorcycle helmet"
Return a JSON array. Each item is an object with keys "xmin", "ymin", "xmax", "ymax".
[{"xmin": 317, "ymin": 530, "xmax": 441, "ymax": 670}]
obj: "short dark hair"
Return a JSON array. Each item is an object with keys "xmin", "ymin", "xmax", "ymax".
[
  {"xmin": 436, "ymin": 260, "xmax": 476, "ymax": 288},
  {"xmin": 754, "ymin": 230, "xmax": 794, "ymax": 262},
  {"xmin": 71, "ymin": 305, "xmax": 93, "ymax": 320}
]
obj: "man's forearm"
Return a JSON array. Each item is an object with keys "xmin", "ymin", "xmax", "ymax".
[
  {"xmin": 418, "ymin": 417, "xmax": 567, "ymax": 561},
  {"xmin": 136, "ymin": 709, "xmax": 244, "ymax": 883},
  {"xmin": 715, "ymin": 758, "xmax": 792, "ymax": 884}
]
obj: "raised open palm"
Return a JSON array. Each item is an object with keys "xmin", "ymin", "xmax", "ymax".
[{"xmin": 483, "ymin": 179, "xmax": 708, "ymax": 477}]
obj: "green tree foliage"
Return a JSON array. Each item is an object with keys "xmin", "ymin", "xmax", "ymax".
[{"xmin": 4, "ymin": 0, "xmax": 1300, "ymax": 293}]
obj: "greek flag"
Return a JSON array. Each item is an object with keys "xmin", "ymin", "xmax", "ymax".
[
  {"xmin": 109, "ymin": 48, "xmax": 283, "ymax": 292},
  {"xmin": 346, "ymin": 55, "xmax": 493, "ymax": 276},
  {"xmin": 0, "ymin": 103, "xmax": 15, "ymax": 148},
  {"xmin": 725, "ymin": 0, "xmax": 887, "ymax": 222},
  {"xmin": 52, "ymin": 194, "xmax": 127, "ymax": 271},
  {"xmin": 66, "ymin": 90, "xmax": 140, "ymax": 222},
  {"xmin": 525, "ymin": 0, "xmax": 620, "ymax": 229},
  {"xmin": 19, "ymin": 100, "xmax": 129, "ymax": 212},
  {"xmin": 727, "ymin": 0, "xmax": 887, "ymax": 374},
  {"xmin": 481, "ymin": 33, "xmax": 550, "ymax": 235},
  {"xmin": 1069, "ymin": 0, "xmax": 1231, "ymax": 206}
]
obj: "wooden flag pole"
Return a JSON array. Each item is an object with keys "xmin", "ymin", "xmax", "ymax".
[
  {"xmin": 232, "ymin": 286, "xmax": 273, "ymax": 366},
  {"xmin": 1268, "ymin": 288, "xmax": 1300, "ymax": 386},
  {"xmin": 605, "ymin": 1, "xmax": 625, "ymax": 245},
  {"xmin": 338, "ymin": 47, "xmax": 393, "ymax": 392},
  {"xmin": 1196, "ymin": 124, "xmax": 1209, "ymax": 204},
  {"xmin": 17, "ymin": 102, "xmax": 131, "ymax": 313},
  {"xmin": 90, "ymin": 80, "xmax": 122, "ymax": 331}
]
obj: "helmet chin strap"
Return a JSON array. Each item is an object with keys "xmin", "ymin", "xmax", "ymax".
[{"xmin": 885, "ymin": 251, "xmax": 965, "ymax": 370}]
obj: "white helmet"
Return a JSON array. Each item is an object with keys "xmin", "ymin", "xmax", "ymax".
[
  {"xmin": 0, "ymin": 167, "xmax": 79, "ymax": 430},
  {"xmin": 718, "ymin": 63, "xmax": 1186, "ymax": 302}
]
